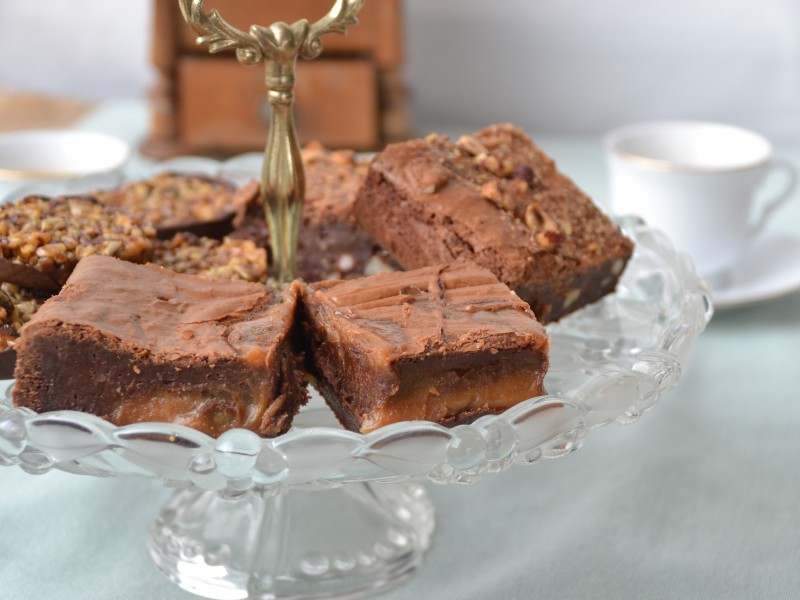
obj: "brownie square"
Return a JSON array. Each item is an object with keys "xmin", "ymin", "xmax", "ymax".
[
  {"xmin": 153, "ymin": 232, "xmax": 268, "ymax": 283},
  {"xmin": 297, "ymin": 143, "xmax": 391, "ymax": 281},
  {"xmin": 354, "ymin": 123, "xmax": 634, "ymax": 322},
  {"xmin": 231, "ymin": 142, "xmax": 396, "ymax": 282},
  {"xmin": 302, "ymin": 263, "xmax": 549, "ymax": 433},
  {"xmin": 0, "ymin": 283, "xmax": 49, "ymax": 378},
  {"xmin": 13, "ymin": 255, "xmax": 308, "ymax": 438},
  {"xmin": 0, "ymin": 194, "xmax": 155, "ymax": 291},
  {"xmin": 94, "ymin": 172, "xmax": 254, "ymax": 240}
]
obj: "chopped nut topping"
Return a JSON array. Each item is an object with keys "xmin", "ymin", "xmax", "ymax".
[
  {"xmin": 0, "ymin": 195, "xmax": 155, "ymax": 283},
  {"xmin": 301, "ymin": 140, "xmax": 328, "ymax": 163},
  {"xmin": 456, "ymin": 135, "xmax": 489, "ymax": 157},
  {"xmin": 480, "ymin": 180, "xmax": 500, "ymax": 201},
  {"xmin": 416, "ymin": 168, "xmax": 450, "ymax": 195},
  {"xmin": 94, "ymin": 172, "xmax": 239, "ymax": 228},
  {"xmin": 153, "ymin": 233, "xmax": 267, "ymax": 283},
  {"xmin": 478, "ymin": 155, "xmax": 503, "ymax": 176},
  {"xmin": 509, "ymin": 179, "xmax": 530, "ymax": 194},
  {"xmin": 330, "ymin": 149, "xmax": 357, "ymax": 167},
  {"xmin": 480, "ymin": 180, "xmax": 513, "ymax": 211},
  {"xmin": 425, "ymin": 132, "xmax": 442, "ymax": 144},
  {"xmin": 0, "ymin": 283, "xmax": 49, "ymax": 350},
  {"xmin": 303, "ymin": 141, "xmax": 368, "ymax": 178},
  {"xmin": 523, "ymin": 202, "xmax": 559, "ymax": 234}
]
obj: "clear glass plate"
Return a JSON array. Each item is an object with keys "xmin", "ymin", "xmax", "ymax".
[{"xmin": 0, "ymin": 156, "xmax": 713, "ymax": 600}]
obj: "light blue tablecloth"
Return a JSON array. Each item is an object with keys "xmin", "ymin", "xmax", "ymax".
[{"xmin": 2, "ymin": 104, "xmax": 800, "ymax": 600}]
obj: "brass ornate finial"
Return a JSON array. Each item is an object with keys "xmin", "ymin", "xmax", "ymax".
[{"xmin": 178, "ymin": 0, "xmax": 366, "ymax": 283}]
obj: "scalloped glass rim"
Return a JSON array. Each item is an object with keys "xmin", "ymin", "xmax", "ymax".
[{"xmin": 0, "ymin": 155, "xmax": 713, "ymax": 493}]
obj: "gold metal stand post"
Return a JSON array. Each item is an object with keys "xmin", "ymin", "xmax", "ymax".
[{"xmin": 178, "ymin": 0, "xmax": 366, "ymax": 283}]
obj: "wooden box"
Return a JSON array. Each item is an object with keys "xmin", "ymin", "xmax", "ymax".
[{"xmin": 143, "ymin": 0, "xmax": 408, "ymax": 157}]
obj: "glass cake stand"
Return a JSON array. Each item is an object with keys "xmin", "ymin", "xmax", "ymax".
[{"xmin": 0, "ymin": 156, "xmax": 713, "ymax": 600}]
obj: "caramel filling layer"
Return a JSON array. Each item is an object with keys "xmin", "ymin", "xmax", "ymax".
[
  {"xmin": 111, "ymin": 388, "xmax": 283, "ymax": 438},
  {"xmin": 359, "ymin": 363, "xmax": 545, "ymax": 433}
]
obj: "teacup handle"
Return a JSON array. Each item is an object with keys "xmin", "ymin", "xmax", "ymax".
[{"xmin": 750, "ymin": 159, "xmax": 798, "ymax": 236}]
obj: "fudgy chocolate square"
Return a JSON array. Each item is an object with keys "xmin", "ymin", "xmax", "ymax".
[
  {"xmin": 0, "ymin": 194, "xmax": 155, "ymax": 291},
  {"xmin": 231, "ymin": 142, "xmax": 396, "ymax": 282},
  {"xmin": 303, "ymin": 263, "xmax": 549, "ymax": 433},
  {"xmin": 13, "ymin": 255, "xmax": 307, "ymax": 438},
  {"xmin": 94, "ymin": 172, "xmax": 254, "ymax": 240},
  {"xmin": 153, "ymin": 232, "xmax": 268, "ymax": 283},
  {"xmin": 354, "ymin": 123, "xmax": 634, "ymax": 322}
]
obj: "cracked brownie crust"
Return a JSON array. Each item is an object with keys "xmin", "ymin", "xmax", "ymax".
[{"xmin": 354, "ymin": 124, "xmax": 634, "ymax": 322}]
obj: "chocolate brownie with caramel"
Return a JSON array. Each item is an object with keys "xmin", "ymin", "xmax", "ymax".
[
  {"xmin": 302, "ymin": 263, "xmax": 549, "ymax": 434},
  {"xmin": 13, "ymin": 255, "xmax": 307, "ymax": 438},
  {"xmin": 354, "ymin": 124, "xmax": 634, "ymax": 322}
]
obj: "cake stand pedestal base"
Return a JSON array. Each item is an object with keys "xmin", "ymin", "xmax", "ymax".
[{"xmin": 149, "ymin": 482, "xmax": 435, "ymax": 600}]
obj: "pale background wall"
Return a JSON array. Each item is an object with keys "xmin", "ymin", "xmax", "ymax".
[{"xmin": 0, "ymin": 0, "xmax": 799, "ymax": 142}]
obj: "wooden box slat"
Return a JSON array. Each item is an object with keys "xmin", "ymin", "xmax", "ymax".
[
  {"xmin": 143, "ymin": 0, "xmax": 407, "ymax": 157},
  {"xmin": 178, "ymin": 57, "xmax": 379, "ymax": 152}
]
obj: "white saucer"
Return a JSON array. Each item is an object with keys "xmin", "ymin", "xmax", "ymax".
[{"xmin": 712, "ymin": 230, "xmax": 800, "ymax": 309}]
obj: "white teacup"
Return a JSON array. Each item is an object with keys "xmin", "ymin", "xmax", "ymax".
[
  {"xmin": 604, "ymin": 121, "xmax": 797, "ymax": 281},
  {"xmin": 0, "ymin": 129, "xmax": 130, "ymax": 203}
]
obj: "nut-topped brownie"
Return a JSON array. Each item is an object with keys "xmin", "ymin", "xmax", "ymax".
[
  {"xmin": 354, "ymin": 124, "xmax": 634, "ymax": 322},
  {"xmin": 153, "ymin": 232, "xmax": 268, "ymax": 283},
  {"xmin": 0, "ymin": 283, "xmax": 48, "ymax": 349},
  {"xmin": 0, "ymin": 195, "xmax": 156, "ymax": 290},
  {"xmin": 95, "ymin": 172, "xmax": 255, "ymax": 240},
  {"xmin": 0, "ymin": 283, "xmax": 50, "ymax": 378},
  {"xmin": 299, "ymin": 143, "xmax": 387, "ymax": 281},
  {"xmin": 232, "ymin": 142, "xmax": 396, "ymax": 282},
  {"xmin": 303, "ymin": 263, "xmax": 549, "ymax": 433},
  {"xmin": 13, "ymin": 255, "xmax": 308, "ymax": 438}
]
